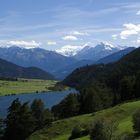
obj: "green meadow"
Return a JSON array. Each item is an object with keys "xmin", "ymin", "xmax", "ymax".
[
  {"xmin": 0, "ymin": 79, "xmax": 58, "ymax": 96},
  {"xmin": 28, "ymin": 100, "xmax": 140, "ymax": 140}
]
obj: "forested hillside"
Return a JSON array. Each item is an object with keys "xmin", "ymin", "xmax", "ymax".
[{"xmin": 62, "ymin": 47, "xmax": 140, "ymax": 112}]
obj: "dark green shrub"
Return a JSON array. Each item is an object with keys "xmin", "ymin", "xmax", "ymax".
[{"xmin": 133, "ymin": 108, "xmax": 140, "ymax": 134}]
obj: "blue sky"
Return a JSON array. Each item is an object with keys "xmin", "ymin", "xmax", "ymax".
[{"xmin": 0, "ymin": 0, "xmax": 140, "ymax": 50}]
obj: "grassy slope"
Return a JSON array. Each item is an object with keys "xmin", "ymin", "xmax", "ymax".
[
  {"xmin": 28, "ymin": 100, "xmax": 140, "ymax": 140},
  {"xmin": 0, "ymin": 79, "xmax": 57, "ymax": 96}
]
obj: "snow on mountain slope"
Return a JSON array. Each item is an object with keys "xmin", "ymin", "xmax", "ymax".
[
  {"xmin": 74, "ymin": 42, "xmax": 120, "ymax": 60},
  {"xmin": 55, "ymin": 45, "xmax": 86, "ymax": 57},
  {"xmin": 55, "ymin": 42, "xmax": 120, "ymax": 57}
]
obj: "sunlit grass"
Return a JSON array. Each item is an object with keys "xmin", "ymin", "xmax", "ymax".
[
  {"xmin": 0, "ymin": 78, "xmax": 58, "ymax": 96},
  {"xmin": 28, "ymin": 100, "xmax": 140, "ymax": 140}
]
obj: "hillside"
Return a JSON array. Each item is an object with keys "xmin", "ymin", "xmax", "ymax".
[
  {"xmin": 62, "ymin": 47, "xmax": 140, "ymax": 90},
  {"xmin": 28, "ymin": 100, "xmax": 140, "ymax": 140},
  {"xmin": 0, "ymin": 58, "xmax": 54, "ymax": 80},
  {"xmin": 61, "ymin": 47, "xmax": 140, "ymax": 119}
]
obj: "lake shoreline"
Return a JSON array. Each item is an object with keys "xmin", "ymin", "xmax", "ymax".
[
  {"xmin": 0, "ymin": 88, "xmax": 78, "ymax": 118},
  {"xmin": 0, "ymin": 79, "xmax": 65, "ymax": 96},
  {"xmin": 2, "ymin": 86, "xmax": 72, "ymax": 97}
]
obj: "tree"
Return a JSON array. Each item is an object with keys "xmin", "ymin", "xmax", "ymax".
[
  {"xmin": 31, "ymin": 99, "xmax": 44, "ymax": 129},
  {"xmin": 79, "ymin": 85, "xmax": 113, "ymax": 114},
  {"xmin": 69, "ymin": 124, "xmax": 89, "ymax": 140},
  {"xmin": 119, "ymin": 76, "xmax": 135, "ymax": 101},
  {"xmin": 4, "ymin": 98, "xmax": 21, "ymax": 140},
  {"xmin": 69, "ymin": 125, "xmax": 82, "ymax": 140},
  {"xmin": 90, "ymin": 119, "xmax": 106, "ymax": 140},
  {"xmin": 133, "ymin": 108, "xmax": 140, "ymax": 134},
  {"xmin": 118, "ymin": 133, "xmax": 134, "ymax": 140},
  {"xmin": 0, "ymin": 119, "xmax": 4, "ymax": 139},
  {"xmin": 80, "ymin": 88, "xmax": 102, "ymax": 114},
  {"xmin": 43, "ymin": 108, "xmax": 53, "ymax": 127},
  {"xmin": 105, "ymin": 119, "xmax": 118, "ymax": 140},
  {"xmin": 4, "ymin": 99, "xmax": 35, "ymax": 140},
  {"xmin": 31, "ymin": 99, "xmax": 53, "ymax": 129},
  {"xmin": 52, "ymin": 94, "xmax": 80, "ymax": 119},
  {"xmin": 90, "ymin": 119, "xmax": 118, "ymax": 140},
  {"xmin": 134, "ymin": 72, "xmax": 140, "ymax": 98}
]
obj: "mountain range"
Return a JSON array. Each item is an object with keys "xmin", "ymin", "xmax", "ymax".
[
  {"xmin": 0, "ymin": 43, "xmax": 136, "ymax": 79},
  {"xmin": 73, "ymin": 42, "xmax": 120, "ymax": 61},
  {"xmin": 0, "ymin": 46, "xmax": 76, "ymax": 74}
]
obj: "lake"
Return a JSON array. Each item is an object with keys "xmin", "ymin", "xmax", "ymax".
[{"xmin": 0, "ymin": 88, "xmax": 78, "ymax": 118}]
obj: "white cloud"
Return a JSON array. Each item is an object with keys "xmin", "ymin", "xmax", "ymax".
[
  {"xmin": 131, "ymin": 38, "xmax": 140, "ymax": 46},
  {"xmin": 62, "ymin": 35, "xmax": 78, "ymax": 41},
  {"xmin": 47, "ymin": 41, "xmax": 56, "ymax": 45},
  {"xmin": 137, "ymin": 38, "xmax": 140, "ymax": 44},
  {"xmin": 120, "ymin": 23, "xmax": 140, "ymax": 39},
  {"xmin": 6, "ymin": 40, "xmax": 41, "ymax": 49},
  {"xmin": 71, "ymin": 31, "xmax": 88, "ymax": 36},
  {"xmin": 112, "ymin": 34, "xmax": 118, "ymax": 40},
  {"xmin": 136, "ymin": 10, "xmax": 140, "ymax": 15}
]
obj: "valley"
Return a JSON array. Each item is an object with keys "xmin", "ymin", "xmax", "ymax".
[
  {"xmin": 0, "ymin": 79, "xmax": 57, "ymax": 96},
  {"xmin": 0, "ymin": 1, "xmax": 140, "ymax": 140},
  {"xmin": 0, "ymin": 44, "xmax": 139, "ymax": 140}
]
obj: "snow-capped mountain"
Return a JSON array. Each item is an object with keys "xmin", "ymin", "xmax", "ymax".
[
  {"xmin": 55, "ymin": 45, "xmax": 85, "ymax": 57},
  {"xmin": 0, "ymin": 43, "xmax": 134, "ymax": 79},
  {"xmin": 56, "ymin": 42, "xmax": 121, "ymax": 58},
  {"xmin": 74, "ymin": 42, "xmax": 120, "ymax": 61},
  {"xmin": 0, "ymin": 46, "xmax": 77, "ymax": 75}
]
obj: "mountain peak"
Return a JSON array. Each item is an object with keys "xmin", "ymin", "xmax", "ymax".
[
  {"xmin": 97, "ymin": 42, "xmax": 115, "ymax": 50},
  {"xmin": 74, "ymin": 42, "xmax": 120, "ymax": 61},
  {"xmin": 55, "ymin": 45, "xmax": 85, "ymax": 57}
]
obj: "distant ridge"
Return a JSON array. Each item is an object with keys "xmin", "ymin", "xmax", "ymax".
[
  {"xmin": 0, "ymin": 58, "xmax": 54, "ymax": 80},
  {"xmin": 0, "ymin": 46, "xmax": 77, "ymax": 74},
  {"xmin": 96, "ymin": 47, "xmax": 135, "ymax": 64}
]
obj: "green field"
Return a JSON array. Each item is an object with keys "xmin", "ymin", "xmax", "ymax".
[
  {"xmin": 28, "ymin": 100, "xmax": 140, "ymax": 140},
  {"xmin": 0, "ymin": 79, "xmax": 58, "ymax": 96}
]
